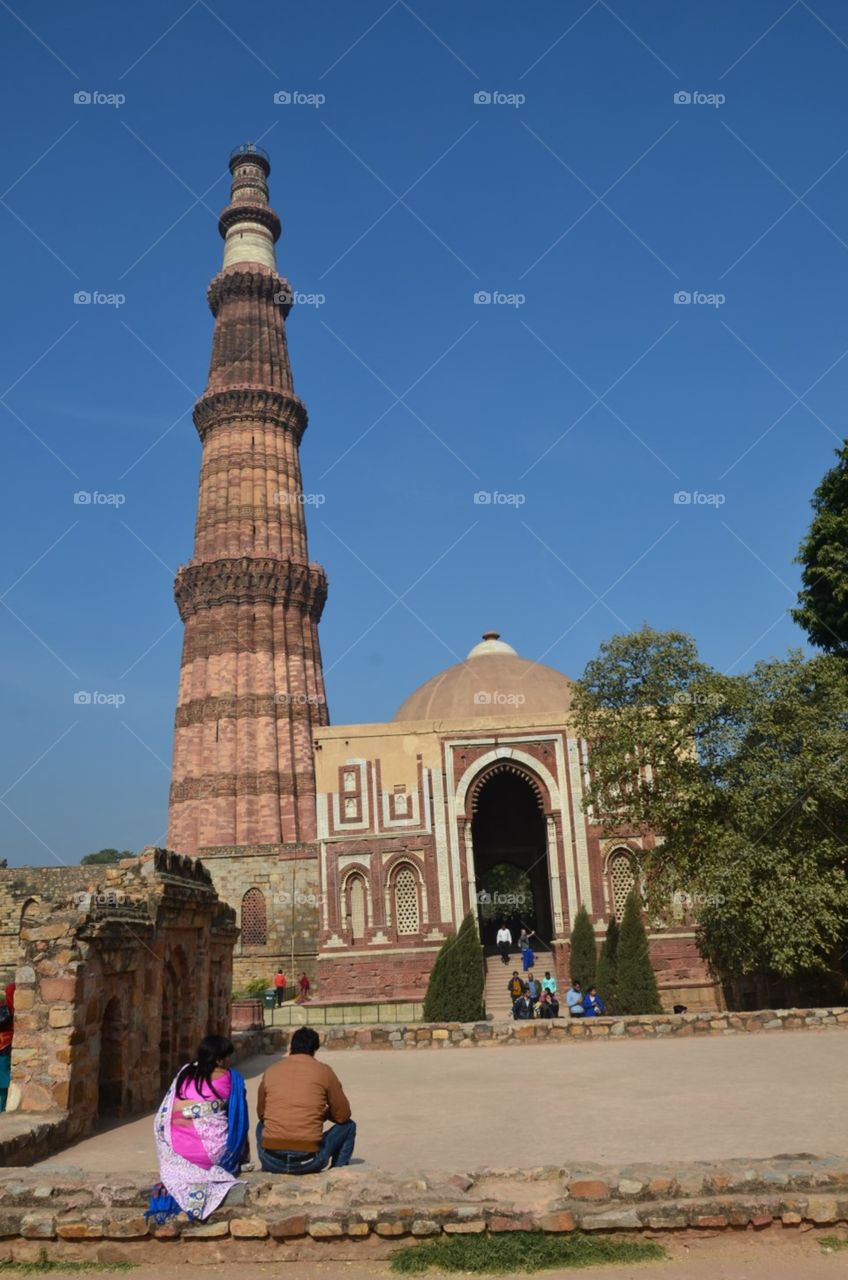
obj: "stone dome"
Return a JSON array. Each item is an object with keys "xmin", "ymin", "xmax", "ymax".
[{"xmin": 392, "ymin": 632, "xmax": 574, "ymax": 721}]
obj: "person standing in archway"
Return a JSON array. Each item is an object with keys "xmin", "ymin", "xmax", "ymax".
[
  {"xmin": 495, "ymin": 919, "xmax": 512, "ymax": 965},
  {"xmin": 518, "ymin": 927, "xmax": 536, "ymax": 972}
]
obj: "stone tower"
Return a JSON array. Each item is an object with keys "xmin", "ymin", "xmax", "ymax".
[{"xmin": 167, "ymin": 146, "xmax": 328, "ymax": 979}]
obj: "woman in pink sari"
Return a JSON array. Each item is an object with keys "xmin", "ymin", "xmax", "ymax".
[{"xmin": 147, "ymin": 1035, "xmax": 249, "ymax": 1223}]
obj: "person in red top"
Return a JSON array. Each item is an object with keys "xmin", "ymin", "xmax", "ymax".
[
  {"xmin": 0, "ymin": 983, "xmax": 15, "ymax": 1112},
  {"xmin": 273, "ymin": 970, "xmax": 287, "ymax": 1007},
  {"xmin": 295, "ymin": 972, "xmax": 311, "ymax": 1004}
]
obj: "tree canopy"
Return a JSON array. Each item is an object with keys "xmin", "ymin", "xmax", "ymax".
[
  {"xmin": 81, "ymin": 848, "xmax": 135, "ymax": 865},
  {"xmin": 793, "ymin": 438, "xmax": 848, "ymax": 655},
  {"xmin": 572, "ymin": 626, "xmax": 848, "ymax": 990}
]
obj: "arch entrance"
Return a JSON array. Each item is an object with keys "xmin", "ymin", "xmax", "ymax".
[{"xmin": 470, "ymin": 763, "xmax": 552, "ymax": 950}]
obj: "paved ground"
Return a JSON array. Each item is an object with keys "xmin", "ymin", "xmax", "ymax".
[
  {"xmin": 20, "ymin": 1233, "xmax": 848, "ymax": 1279},
  {"xmin": 36, "ymin": 1032, "xmax": 848, "ymax": 1174}
]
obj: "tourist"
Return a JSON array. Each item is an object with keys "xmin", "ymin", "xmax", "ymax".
[
  {"xmin": 518, "ymin": 927, "xmax": 536, "ymax": 973},
  {"xmin": 537, "ymin": 990, "xmax": 559, "ymax": 1019},
  {"xmin": 273, "ymin": 969, "xmax": 287, "ymax": 1007},
  {"xmin": 565, "ymin": 981, "xmax": 585, "ymax": 1018},
  {"xmin": 508, "ymin": 970, "xmax": 525, "ymax": 1001},
  {"xmin": 512, "ymin": 990, "xmax": 534, "ymax": 1020},
  {"xmin": 541, "ymin": 970, "xmax": 557, "ymax": 996},
  {"xmin": 495, "ymin": 920, "xmax": 512, "ymax": 965},
  {"xmin": 525, "ymin": 971, "xmax": 541, "ymax": 1005},
  {"xmin": 295, "ymin": 972, "xmax": 311, "ymax": 1003},
  {"xmin": 147, "ymin": 1034, "xmax": 249, "ymax": 1223},
  {"xmin": 0, "ymin": 983, "xmax": 14, "ymax": 1112},
  {"xmin": 256, "ymin": 1027, "xmax": 355, "ymax": 1174},
  {"xmin": 584, "ymin": 986, "xmax": 605, "ymax": 1017}
]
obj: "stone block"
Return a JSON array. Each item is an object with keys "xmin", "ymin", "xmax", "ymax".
[
  {"xmin": 806, "ymin": 1197, "xmax": 839, "ymax": 1224},
  {"xmin": 57, "ymin": 1221, "xmax": 105, "ymax": 1240},
  {"xmin": 269, "ymin": 1215, "xmax": 308, "ymax": 1239},
  {"xmin": 568, "ymin": 1180, "xmax": 610, "ymax": 1200},
  {"xmin": 537, "ymin": 1211, "xmax": 576, "ymax": 1232},
  {"xmin": 346, "ymin": 1221, "xmax": 370, "ymax": 1237},
  {"xmin": 309, "ymin": 1221, "xmax": 344, "ymax": 1238},
  {"xmin": 229, "ymin": 1217, "xmax": 269, "ymax": 1238},
  {"xmin": 582, "ymin": 1210, "xmax": 641, "ymax": 1230},
  {"xmin": 104, "ymin": 1217, "xmax": 149, "ymax": 1239},
  {"xmin": 20, "ymin": 1213, "xmax": 56, "ymax": 1239},
  {"xmin": 411, "ymin": 1220, "xmax": 440, "ymax": 1236},
  {"xmin": 443, "ymin": 1220, "xmax": 486, "ymax": 1234},
  {"xmin": 182, "ymin": 1220, "xmax": 230, "ymax": 1238},
  {"xmin": 618, "ymin": 1179, "xmax": 644, "ymax": 1196}
]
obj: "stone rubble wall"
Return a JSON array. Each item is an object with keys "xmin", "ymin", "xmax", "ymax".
[
  {"xmin": 231, "ymin": 1005, "xmax": 848, "ymax": 1056},
  {"xmin": 0, "ymin": 1157, "xmax": 843, "ymax": 1262}
]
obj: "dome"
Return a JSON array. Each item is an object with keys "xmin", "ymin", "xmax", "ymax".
[{"xmin": 392, "ymin": 632, "xmax": 574, "ymax": 721}]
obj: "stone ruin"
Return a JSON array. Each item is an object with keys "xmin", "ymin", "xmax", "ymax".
[{"xmin": 5, "ymin": 848, "xmax": 237, "ymax": 1141}]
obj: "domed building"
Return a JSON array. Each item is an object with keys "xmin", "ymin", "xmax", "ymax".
[{"xmin": 314, "ymin": 632, "xmax": 713, "ymax": 1007}]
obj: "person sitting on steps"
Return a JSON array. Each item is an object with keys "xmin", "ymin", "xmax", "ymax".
[{"xmin": 256, "ymin": 1028, "xmax": 356, "ymax": 1175}]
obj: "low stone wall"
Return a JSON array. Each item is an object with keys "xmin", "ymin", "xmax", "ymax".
[
  {"xmin": 0, "ymin": 1156, "xmax": 844, "ymax": 1262},
  {"xmin": 232, "ymin": 1005, "xmax": 848, "ymax": 1055}
]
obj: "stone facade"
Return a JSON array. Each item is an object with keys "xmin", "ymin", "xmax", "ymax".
[
  {"xmin": 6, "ymin": 848, "xmax": 236, "ymax": 1137},
  {"xmin": 313, "ymin": 708, "xmax": 718, "ymax": 1009}
]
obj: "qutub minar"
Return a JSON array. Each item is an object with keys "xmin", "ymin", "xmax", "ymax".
[{"xmin": 167, "ymin": 144, "xmax": 717, "ymax": 1009}]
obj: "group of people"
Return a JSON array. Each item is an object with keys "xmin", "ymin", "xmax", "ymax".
[
  {"xmin": 272, "ymin": 970, "xmax": 311, "ymax": 1007},
  {"xmin": 148, "ymin": 1027, "xmax": 356, "ymax": 1223},
  {"xmin": 509, "ymin": 971, "xmax": 605, "ymax": 1020}
]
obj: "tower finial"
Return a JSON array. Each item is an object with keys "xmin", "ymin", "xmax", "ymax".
[{"xmin": 219, "ymin": 143, "xmax": 279, "ymax": 270}]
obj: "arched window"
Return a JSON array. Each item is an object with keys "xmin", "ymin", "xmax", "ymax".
[
  {"xmin": 394, "ymin": 865, "xmax": 420, "ymax": 936},
  {"xmin": 347, "ymin": 875, "xmax": 366, "ymax": 941},
  {"xmin": 241, "ymin": 887, "xmax": 267, "ymax": 947},
  {"xmin": 609, "ymin": 851, "xmax": 636, "ymax": 922}
]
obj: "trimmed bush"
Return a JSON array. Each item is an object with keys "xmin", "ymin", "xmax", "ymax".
[
  {"xmin": 616, "ymin": 891, "xmax": 663, "ymax": 1015},
  {"xmin": 595, "ymin": 915, "xmax": 619, "ymax": 1013},
  {"xmin": 423, "ymin": 913, "xmax": 485, "ymax": 1023},
  {"xmin": 568, "ymin": 904, "xmax": 597, "ymax": 990}
]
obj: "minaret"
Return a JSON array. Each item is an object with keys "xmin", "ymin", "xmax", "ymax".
[{"xmin": 167, "ymin": 143, "xmax": 328, "ymax": 858}]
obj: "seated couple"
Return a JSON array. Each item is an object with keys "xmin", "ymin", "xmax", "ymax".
[{"xmin": 147, "ymin": 1028, "xmax": 355, "ymax": 1223}]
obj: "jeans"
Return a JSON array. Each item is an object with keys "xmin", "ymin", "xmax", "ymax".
[{"xmin": 256, "ymin": 1120, "xmax": 356, "ymax": 1174}]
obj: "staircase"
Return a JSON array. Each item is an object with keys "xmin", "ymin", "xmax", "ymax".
[{"xmin": 483, "ymin": 953, "xmax": 519, "ymax": 1019}]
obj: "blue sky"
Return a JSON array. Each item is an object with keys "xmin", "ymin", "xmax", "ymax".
[{"xmin": 2, "ymin": 1, "xmax": 847, "ymax": 865}]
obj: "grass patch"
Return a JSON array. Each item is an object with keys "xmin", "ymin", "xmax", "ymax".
[
  {"xmin": 820, "ymin": 1236, "xmax": 848, "ymax": 1253},
  {"xmin": 0, "ymin": 1260, "xmax": 134, "ymax": 1275},
  {"xmin": 390, "ymin": 1230, "xmax": 666, "ymax": 1274}
]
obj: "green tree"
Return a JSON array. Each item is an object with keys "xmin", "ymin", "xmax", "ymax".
[
  {"xmin": 423, "ymin": 913, "xmax": 485, "ymax": 1023},
  {"xmin": 793, "ymin": 439, "xmax": 848, "ymax": 655},
  {"xmin": 572, "ymin": 627, "xmax": 848, "ymax": 994},
  {"xmin": 81, "ymin": 848, "xmax": 135, "ymax": 865},
  {"xmin": 568, "ymin": 905, "xmax": 597, "ymax": 989},
  {"xmin": 595, "ymin": 916, "xmax": 619, "ymax": 1013},
  {"xmin": 616, "ymin": 891, "xmax": 662, "ymax": 1015}
]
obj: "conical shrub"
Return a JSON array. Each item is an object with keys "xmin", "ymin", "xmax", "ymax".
[
  {"xmin": 569, "ymin": 904, "xmax": 597, "ymax": 989},
  {"xmin": 422, "ymin": 913, "xmax": 485, "ymax": 1022},
  {"xmin": 595, "ymin": 915, "xmax": 619, "ymax": 1013},
  {"xmin": 616, "ymin": 890, "xmax": 663, "ymax": 1015}
]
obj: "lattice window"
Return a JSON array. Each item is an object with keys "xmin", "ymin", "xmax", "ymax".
[
  {"xmin": 609, "ymin": 852, "xmax": 636, "ymax": 922},
  {"xmin": 394, "ymin": 866, "xmax": 419, "ymax": 936},
  {"xmin": 348, "ymin": 875, "xmax": 366, "ymax": 941},
  {"xmin": 241, "ymin": 887, "xmax": 268, "ymax": 947}
]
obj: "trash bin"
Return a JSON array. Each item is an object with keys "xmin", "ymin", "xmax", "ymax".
[{"xmin": 263, "ymin": 989, "xmax": 276, "ymax": 1010}]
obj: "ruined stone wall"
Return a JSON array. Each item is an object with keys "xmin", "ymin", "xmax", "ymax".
[
  {"xmin": 198, "ymin": 844, "xmax": 320, "ymax": 990},
  {"xmin": 0, "ymin": 867, "xmax": 95, "ymax": 974},
  {"xmin": 8, "ymin": 849, "xmax": 237, "ymax": 1138}
]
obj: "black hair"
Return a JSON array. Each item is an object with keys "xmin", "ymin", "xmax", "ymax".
[
  {"xmin": 290, "ymin": 1026, "xmax": 320, "ymax": 1056},
  {"xmin": 175, "ymin": 1034, "xmax": 234, "ymax": 1099}
]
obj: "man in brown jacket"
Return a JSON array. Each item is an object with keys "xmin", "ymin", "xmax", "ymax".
[{"xmin": 256, "ymin": 1026, "xmax": 356, "ymax": 1173}]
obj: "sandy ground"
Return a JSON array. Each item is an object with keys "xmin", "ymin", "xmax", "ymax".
[
  {"xmin": 19, "ymin": 1231, "xmax": 848, "ymax": 1279},
  {"xmin": 34, "ymin": 1031, "xmax": 848, "ymax": 1175}
]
